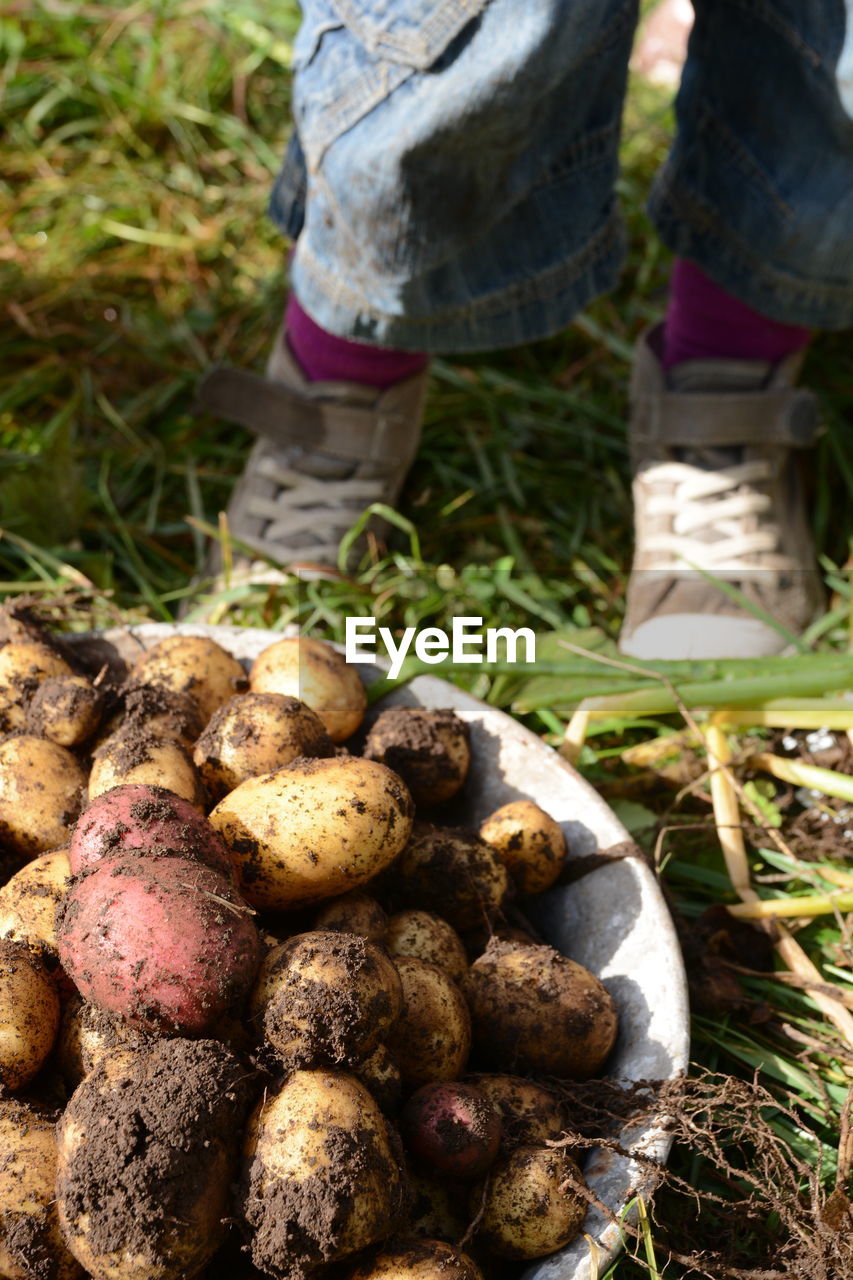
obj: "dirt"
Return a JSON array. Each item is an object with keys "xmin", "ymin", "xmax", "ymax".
[
  {"xmin": 262, "ymin": 931, "xmax": 401, "ymax": 1070},
  {"xmin": 380, "ymin": 823, "xmax": 509, "ymax": 933},
  {"xmin": 240, "ymin": 1100, "xmax": 407, "ymax": 1280},
  {"xmin": 56, "ymin": 1038, "xmax": 255, "ymax": 1269},
  {"xmin": 363, "ymin": 707, "xmax": 470, "ymax": 808}
]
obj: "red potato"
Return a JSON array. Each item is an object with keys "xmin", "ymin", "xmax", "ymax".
[
  {"xmin": 57, "ymin": 856, "xmax": 261, "ymax": 1034},
  {"xmin": 69, "ymin": 783, "xmax": 233, "ymax": 879},
  {"xmin": 401, "ymin": 1082, "xmax": 502, "ymax": 1181}
]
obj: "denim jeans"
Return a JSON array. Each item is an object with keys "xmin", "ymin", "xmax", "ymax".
[{"xmin": 270, "ymin": 0, "xmax": 853, "ymax": 351}]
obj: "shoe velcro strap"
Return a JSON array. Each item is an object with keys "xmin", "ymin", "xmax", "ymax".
[
  {"xmin": 196, "ymin": 366, "xmax": 406, "ymax": 463},
  {"xmin": 636, "ymin": 387, "xmax": 820, "ymax": 448}
]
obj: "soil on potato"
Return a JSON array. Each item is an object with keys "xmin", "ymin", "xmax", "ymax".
[
  {"xmin": 240, "ymin": 1113, "xmax": 405, "ymax": 1280},
  {"xmin": 262, "ymin": 932, "xmax": 398, "ymax": 1070},
  {"xmin": 363, "ymin": 707, "xmax": 469, "ymax": 807},
  {"xmin": 57, "ymin": 1038, "xmax": 255, "ymax": 1263}
]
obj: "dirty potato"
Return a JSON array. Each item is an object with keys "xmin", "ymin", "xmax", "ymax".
[
  {"xmin": 465, "ymin": 939, "xmax": 618, "ymax": 1080},
  {"xmin": 0, "ymin": 848, "xmax": 72, "ymax": 958},
  {"xmin": 0, "ymin": 939, "xmax": 60, "ymax": 1091},
  {"xmin": 0, "ymin": 1097, "xmax": 82, "ymax": 1280},
  {"xmin": 193, "ymin": 692, "xmax": 334, "ymax": 802},
  {"xmin": 209, "ymin": 756, "xmax": 413, "ymax": 911},
  {"xmin": 249, "ymin": 636, "xmax": 367, "ymax": 742},
  {"xmin": 0, "ymin": 735, "xmax": 86, "ymax": 857},
  {"xmin": 479, "ymin": 800, "xmax": 567, "ymax": 895},
  {"xmin": 240, "ymin": 1068, "xmax": 406, "ymax": 1279},
  {"xmin": 385, "ymin": 957, "xmax": 471, "ymax": 1089},
  {"xmin": 130, "ymin": 634, "xmax": 248, "ymax": 723}
]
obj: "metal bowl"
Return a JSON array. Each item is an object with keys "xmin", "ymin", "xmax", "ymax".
[{"xmin": 68, "ymin": 622, "xmax": 689, "ymax": 1280}]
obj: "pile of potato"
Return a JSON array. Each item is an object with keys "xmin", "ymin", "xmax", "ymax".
[{"xmin": 0, "ymin": 607, "xmax": 620, "ymax": 1280}]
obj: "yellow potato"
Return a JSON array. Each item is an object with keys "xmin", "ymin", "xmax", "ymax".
[
  {"xmin": 130, "ymin": 634, "xmax": 248, "ymax": 723},
  {"xmin": 385, "ymin": 957, "xmax": 471, "ymax": 1089},
  {"xmin": 479, "ymin": 800, "xmax": 567, "ymax": 895},
  {"xmin": 474, "ymin": 1145, "xmax": 587, "ymax": 1259},
  {"xmin": 0, "ymin": 736, "xmax": 86, "ymax": 857},
  {"xmin": 465, "ymin": 940, "xmax": 618, "ymax": 1080},
  {"xmin": 465, "ymin": 1074, "xmax": 568, "ymax": 1149},
  {"xmin": 193, "ymin": 691, "xmax": 333, "ymax": 801},
  {"xmin": 354, "ymin": 1043, "xmax": 402, "ymax": 1114},
  {"xmin": 241, "ymin": 1069, "xmax": 405, "ymax": 1277},
  {"xmin": 57, "ymin": 996, "xmax": 153, "ymax": 1090},
  {"xmin": 385, "ymin": 909, "xmax": 468, "ymax": 984},
  {"xmin": 249, "ymin": 636, "xmax": 366, "ymax": 742},
  {"xmin": 313, "ymin": 890, "xmax": 388, "ymax": 942},
  {"xmin": 391, "ymin": 826, "xmax": 509, "ymax": 933},
  {"xmin": 0, "ymin": 848, "xmax": 72, "ymax": 957},
  {"xmin": 0, "ymin": 1098, "xmax": 82, "ymax": 1280},
  {"xmin": 209, "ymin": 756, "xmax": 413, "ymax": 911},
  {"xmin": 250, "ymin": 931, "xmax": 403, "ymax": 1069},
  {"xmin": 57, "ymin": 1040, "xmax": 251, "ymax": 1280},
  {"xmin": 89, "ymin": 727, "xmax": 205, "ymax": 809},
  {"xmin": 351, "ymin": 1239, "xmax": 483, "ymax": 1280},
  {"xmin": 363, "ymin": 706, "xmax": 471, "ymax": 807},
  {"xmin": 27, "ymin": 674, "xmax": 103, "ymax": 748},
  {"xmin": 0, "ymin": 939, "xmax": 60, "ymax": 1091},
  {"xmin": 0, "ymin": 643, "xmax": 76, "ymax": 734}
]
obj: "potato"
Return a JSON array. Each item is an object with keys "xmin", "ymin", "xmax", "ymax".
[
  {"xmin": 129, "ymin": 634, "xmax": 248, "ymax": 723},
  {"xmin": 355, "ymin": 1043, "xmax": 402, "ymax": 1114},
  {"xmin": 388, "ymin": 826, "xmax": 509, "ymax": 933},
  {"xmin": 473, "ymin": 1144, "xmax": 587, "ymax": 1259},
  {"xmin": 0, "ymin": 735, "xmax": 86, "ymax": 857},
  {"xmin": 27, "ymin": 674, "xmax": 102, "ymax": 748},
  {"xmin": 405, "ymin": 1169, "xmax": 468, "ymax": 1244},
  {"xmin": 0, "ymin": 1097, "xmax": 82, "ymax": 1280},
  {"xmin": 465, "ymin": 1074, "xmax": 568, "ymax": 1150},
  {"xmin": 57, "ymin": 856, "xmax": 261, "ymax": 1034},
  {"xmin": 401, "ymin": 1082, "xmax": 502, "ymax": 1181},
  {"xmin": 240, "ymin": 1068, "xmax": 405, "ymax": 1279},
  {"xmin": 69, "ymin": 783, "xmax": 233, "ymax": 878},
  {"xmin": 0, "ymin": 848, "xmax": 72, "ymax": 957},
  {"xmin": 313, "ymin": 890, "xmax": 388, "ymax": 942},
  {"xmin": 363, "ymin": 707, "xmax": 471, "ymax": 807},
  {"xmin": 465, "ymin": 939, "xmax": 618, "ymax": 1080},
  {"xmin": 0, "ymin": 939, "xmax": 60, "ymax": 1090},
  {"xmin": 121, "ymin": 680, "xmax": 207, "ymax": 748},
  {"xmin": 249, "ymin": 636, "xmax": 366, "ymax": 742},
  {"xmin": 89, "ymin": 726, "xmax": 205, "ymax": 809},
  {"xmin": 385, "ymin": 910, "xmax": 468, "ymax": 984},
  {"xmin": 350, "ymin": 1239, "xmax": 483, "ymax": 1280},
  {"xmin": 57, "ymin": 996, "xmax": 154, "ymax": 1089},
  {"xmin": 0, "ymin": 641, "xmax": 75, "ymax": 706},
  {"xmin": 194, "ymin": 692, "xmax": 335, "ymax": 801},
  {"xmin": 56, "ymin": 1039, "xmax": 253, "ymax": 1280},
  {"xmin": 479, "ymin": 800, "xmax": 567, "ymax": 895},
  {"xmin": 385, "ymin": 958, "xmax": 471, "ymax": 1089},
  {"xmin": 251, "ymin": 931, "xmax": 403, "ymax": 1069},
  {"xmin": 209, "ymin": 756, "xmax": 414, "ymax": 912}
]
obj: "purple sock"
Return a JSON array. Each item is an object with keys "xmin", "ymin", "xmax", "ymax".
[
  {"xmin": 662, "ymin": 260, "xmax": 811, "ymax": 371},
  {"xmin": 285, "ymin": 294, "xmax": 428, "ymax": 389}
]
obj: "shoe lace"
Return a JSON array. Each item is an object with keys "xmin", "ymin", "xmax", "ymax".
[
  {"xmin": 639, "ymin": 456, "xmax": 798, "ymax": 574},
  {"xmin": 244, "ymin": 453, "xmax": 387, "ymax": 557}
]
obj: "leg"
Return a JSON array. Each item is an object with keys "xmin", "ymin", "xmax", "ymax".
[
  {"xmin": 621, "ymin": 0, "xmax": 853, "ymax": 658},
  {"xmin": 199, "ymin": 0, "xmax": 639, "ymax": 574}
]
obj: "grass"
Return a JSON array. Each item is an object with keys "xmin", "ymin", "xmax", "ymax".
[{"xmin": 3, "ymin": 3, "xmax": 853, "ymax": 1275}]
